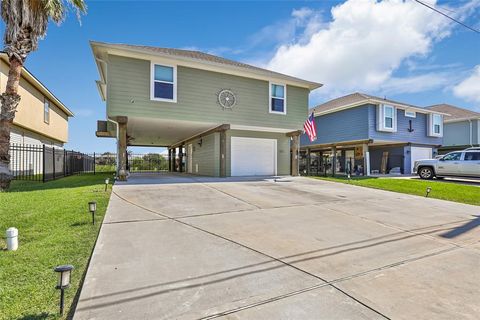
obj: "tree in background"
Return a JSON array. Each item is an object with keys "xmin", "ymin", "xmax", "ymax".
[{"xmin": 0, "ymin": 0, "xmax": 86, "ymax": 190}]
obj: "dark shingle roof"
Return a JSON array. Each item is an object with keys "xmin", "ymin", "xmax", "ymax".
[
  {"xmin": 426, "ymin": 104, "xmax": 480, "ymax": 121},
  {"xmin": 91, "ymin": 42, "xmax": 322, "ymax": 89}
]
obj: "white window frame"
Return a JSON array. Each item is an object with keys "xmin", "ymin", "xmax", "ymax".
[
  {"xmin": 377, "ymin": 104, "xmax": 397, "ymax": 132},
  {"xmin": 269, "ymin": 82, "xmax": 287, "ymax": 115},
  {"xmin": 44, "ymin": 98, "xmax": 50, "ymax": 124},
  {"xmin": 405, "ymin": 110, "xmax": 416, "ymax": 118},
  {"xmin": 150, "ymin": 61, "xmax": 177, "ymax": 103},
  {"xmin": 428, "ymin": 113, "xmax": 443, "ymax": 137}
]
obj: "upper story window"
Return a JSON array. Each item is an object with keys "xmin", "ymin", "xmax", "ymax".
[
  {"xmin": 151, "ymin": 63, "xmax": 177, "ymax": 102},
  {"xmin": 44, "ymin": 98, "xmax": 50, "ymax": 124},
  {"xmin": 428, "ymin": 113, "xmax": 443, "ymax": 137},
  {"xmin": 405, "ymin": 110, "xmax": 416, "ymax": 118},
  {"xmin": 384, "ymin": 105, "xmax": 394, "ymax": 129},
  {"xmin": 377, "ymin": 104, "xmax": 396, "ymax": 132},
  {"xmin": 270, "ymin": 83, "xmax": 286, "ymax": 114}
]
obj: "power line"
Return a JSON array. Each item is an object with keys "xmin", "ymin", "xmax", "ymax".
[{"xmin": 414, "ymin": 0, "xmax": 480, "ymax": 34}]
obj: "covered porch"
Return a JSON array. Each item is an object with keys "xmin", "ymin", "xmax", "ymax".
[{"xmin": 299, "ymin": 140, "xmax": 426, "ymax": 177}]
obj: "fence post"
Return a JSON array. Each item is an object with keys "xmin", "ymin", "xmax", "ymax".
[
  {"xmin": 53, "ymin": 147, "xmax": 56, "ymax": 180},
  {"xmin": 93, "ymin": 152, "xmax": 96, "ymax": 175},
  {"xmin": 64, "ymin": 149, "xmax": 66, "ymax": 177},
  {"xmin": 42, "ymin": 144, "xmax": 46, "ymax": 183}
]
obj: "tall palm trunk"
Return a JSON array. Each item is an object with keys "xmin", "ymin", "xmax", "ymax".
[{"xmin": 0, "ymin": 56, "xmax": 22, "ymax": 190}]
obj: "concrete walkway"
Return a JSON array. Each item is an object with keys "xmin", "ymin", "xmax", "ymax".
[{"xmin": 74, "ymin": 173, "xmax": 480, "ymax": 320}]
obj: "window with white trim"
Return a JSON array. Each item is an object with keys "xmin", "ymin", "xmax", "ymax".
[
  {"xmin": 405, "ymin": 110, "xmax": 416, "ymax": 118},
  {"xmin": 433, "ymin": 114, "xmax": 442, "ymax": 134},
  {"xmin": 428, "ymin": 113, "xmax": 443, "ymax": 137},
  {"xmin": 270, "ymin": 83, "xmax": 286, "ymax": 114},
  {"xmin": 44, "ymin": 98, "xmax": 50, "ymax": 124},
  {"xmin": 151, "ymin": 63, "xmax": 176, "ymax": 102},
  {"xmin": 377, "ymin": 104, "xmax": 396, "ymax": 132},
  {"xmin": 384, "ymin": 105, "xmax": 394, "ymax": 129}
]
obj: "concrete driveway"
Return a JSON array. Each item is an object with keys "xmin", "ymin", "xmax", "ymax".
[{"xmin": 74, "ymin": 173, "xmax": 480, "ymax": 320}]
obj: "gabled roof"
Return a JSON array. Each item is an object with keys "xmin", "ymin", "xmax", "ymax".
[
  {"xmin": 0, "ymin": 53, "xmax": 74, "ymax": 117},
  {"xmin": 426, "ymin": 104, "xmax": 480, "ymax": 122},
  {"xmin": 90, "ymin": 41, "xmax": 322, "ymax": 101},
  {"xmin": 311, "ymin": 92, "xmax": 448, "ymax": 116}
]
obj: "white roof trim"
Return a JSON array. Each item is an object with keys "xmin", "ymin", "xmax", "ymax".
[
  {"xmin": 90, "ymin": 41, "xmax": 322, "ymax": 91},
  {"xmin": 313, "ymin": 98, "xmax": 450, "ymax": 117}
]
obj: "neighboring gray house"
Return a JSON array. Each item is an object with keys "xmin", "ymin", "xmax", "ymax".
[
  {"xmin": 426, "ymin": 104, "xmax": 480, "ymax": 153},
  {"xmin": 300, "ymin": 93, "xmax": 446, "ymax": 175},
  {"xmin": 91, "ymin": 42, "xmax": 321, "ymax": 179}
]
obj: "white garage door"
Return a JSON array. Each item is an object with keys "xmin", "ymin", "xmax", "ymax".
[
  {"xmin": 231, "ymin": 137, "xmax": 277, "ymax": 176},
  {"xmin": 411, "ymin": 147, "xmax": 432, "ymax": 172}
]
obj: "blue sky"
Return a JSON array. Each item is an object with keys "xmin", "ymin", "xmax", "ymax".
[{"xmin": 1, "ymin": 0, "xmax": 479, "ymax": 152}]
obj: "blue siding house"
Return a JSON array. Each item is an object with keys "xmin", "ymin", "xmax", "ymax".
[
  {"xmin": 426, "ymin": 104, "xmax": 480, "ymax": 153},
  {"xmin": 300, "ymin": 93, "xmax": 446, "ymax": 175}
]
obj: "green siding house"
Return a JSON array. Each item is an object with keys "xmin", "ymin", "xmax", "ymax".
[{"xmin": 91, "ymin": 42, "xmax": 321, "ymax": 179}]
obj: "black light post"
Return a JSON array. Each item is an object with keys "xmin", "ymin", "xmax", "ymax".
[
  {"xmin": 88, "ymin": 201, "xmax": 97, "ymax": 225},
  {"xmin": 54, "ymin": 265, "xmax": 74, "ymax": 316},
  {"xmin": 425, "ymin": 186, "xmax": 432, "ymax": 197}
]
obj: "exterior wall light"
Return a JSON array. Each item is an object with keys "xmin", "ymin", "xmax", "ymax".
[
  {"xmin": 425, "ymin": 187, "xmax": 432, "ymax": 197},
  {"xmin": 88, "ymin": 201, "xmax": 97, "ymax": 225},
  {"xmin": 54, "ymin": 264, "xmax": 74, "ymax": 315}
]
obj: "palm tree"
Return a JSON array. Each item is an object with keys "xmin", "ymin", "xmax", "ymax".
[{"xmin": 0, "ymin": 0, "xmax": 86, "ymax": 190}]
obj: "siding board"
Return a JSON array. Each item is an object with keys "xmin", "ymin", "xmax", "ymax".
[{"xmin": 107, "ymin": 55, "xmax": 308, "ymax": 130}]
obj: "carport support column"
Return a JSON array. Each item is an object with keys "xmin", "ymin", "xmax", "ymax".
[
  {"xmin": 116, "ymin": 116, "xmax": 128, "ymax": 181},
  {"xmin": 332, "ymin": 146, "xmax": 337, "ymax": 177},
  {"xmin": 288, "ymin": 131, "xmax": 301, "ymax": 176},
  {"xmin": 363, "ymin": 143, "xmax": 370, "ymax": 176},
  {"xmin": 220, "ymin": 130, "xmax": 227, "ymax": 177},
  {"xmin": 168, "ymin": 149, "xmax": 172, "ymax": 172},
  {"xmin": 172, "ymin": 148, "xmax": 177, "ymax": 172},
  {"xmin": 178, "ymin": 146, "xmax": 183, "ymax": 173}
]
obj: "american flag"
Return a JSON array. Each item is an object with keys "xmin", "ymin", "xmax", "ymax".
[{"xmin": 304, "ymin": 113, "xmax": 317, "ymax": 142}]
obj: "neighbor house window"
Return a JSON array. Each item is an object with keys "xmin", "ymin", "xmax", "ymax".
[
  {"xmin": 44, "ymin": 99, "xmax": 50, "ymax": 124},
  {"xmin": 151, "ymin": 63, "xmax": 176, "ymax": 102},
  {"xmin": 377, "ymin": 104, "xmax": 397, "ymax": 132},
  {"xmin": 270, "ymin": 83, "xmax": 286, "ymax": 114},
  {"xmin": 428, "ymin": 113, "xmax": 443, "ymax": 137},
  {"xmin": 384, "ymin": 105, "xmax": 394, "ymax": 129},
  {"xmin": 405, "ymin": 110, "xmax": 416, "ymax": 118}
]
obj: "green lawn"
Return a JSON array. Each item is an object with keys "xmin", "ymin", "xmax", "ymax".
[
  {"xmin": 0, "ymin": 173, "xmax": 113, "ymax": 320},
  {"xmin": 313, "ymin": 176, "xmax": 480, "ymax": 206}
]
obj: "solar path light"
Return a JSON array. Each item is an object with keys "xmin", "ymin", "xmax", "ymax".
[
  {"xmin": 88, "ymin": 201, "xmax": 97, "ymax": 225},
  {"xmin": 425, "ymin": 186, "xmax": 432, "ymax": 197},
  {"xmin": 105, "ymin": 178, "xmax": 110, "ymax": 191},
  {"xmin": 54, "ymin": 265, "xmax": 74, "ymax": 315}
]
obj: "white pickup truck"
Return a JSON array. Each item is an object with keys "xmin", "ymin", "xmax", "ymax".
[{"xmin": 413, "ymin": 147, "xmax": 480, "ymax": 179}]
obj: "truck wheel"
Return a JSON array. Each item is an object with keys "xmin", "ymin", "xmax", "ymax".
[{"xmin": 418, "ymin": 167, "xmax": 434, "ymax": 180}]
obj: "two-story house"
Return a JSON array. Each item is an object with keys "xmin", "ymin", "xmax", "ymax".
[
  {"xmin": 426, "ymin": 104, "xmax": 480, "ymax": 154},
  {"xmin": 91, "ymin": 42, "xmax": 321, "ymax": 179},
  {"xmin": 300, "ymin": 93, "xmax": 446, "ymax": 175},
  {"xmin": 0, "ymin": 52, "xmax": 73, "ymax": 147}
]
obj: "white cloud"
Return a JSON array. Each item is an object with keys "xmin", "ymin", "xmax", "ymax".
[
  {"xmin": 265, "ymin": 0, "xmax": 476, "ymax": 96},
  {"xmin": 453, "ymin": 65, "xmax": 480, "ymax": 103}
]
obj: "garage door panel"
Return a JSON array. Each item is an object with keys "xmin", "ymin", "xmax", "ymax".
[
  {"xmin": 411, "ymin": 147, "xmax": 432, "ymax": 172},
  {"xmin": 231, "ymin": 137, "xmax": 277, "ymax": 176}
]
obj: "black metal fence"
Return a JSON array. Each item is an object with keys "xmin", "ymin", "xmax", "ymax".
[
  {"xmin": 127, "ymin": 153, "xmax": 168, "ymax": 172},
  {"xmin": 9, "ymin": 144, "xmax": 96, "ymax": 182}
]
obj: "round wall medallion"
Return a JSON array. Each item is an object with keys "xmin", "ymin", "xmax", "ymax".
[{"xmin": 217, "ymin": 89, "xmax": 237, "ymax": 110}]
